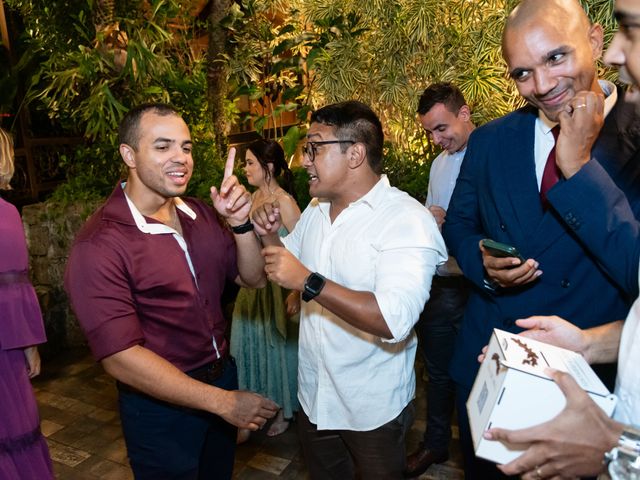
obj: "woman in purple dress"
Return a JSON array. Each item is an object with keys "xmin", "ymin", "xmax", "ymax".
[{"xmin": 0, "ymin": 128, "xmax": 54, "ymax": 478}]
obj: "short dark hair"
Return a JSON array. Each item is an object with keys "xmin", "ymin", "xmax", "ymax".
[
  {"xmin": 417, "ymin": 82, "xmax": 467, "ymax": 116},
  {"xmin": 246, "ymin": 138, "xmax": 297, "ymax": 200},
  {"xmin": 118, "ymin": 103, "xmax": 181, "ymax": 150},
  {"xmin": 310, "ymin": 100, "xmax": 384, "ymax": 174}
]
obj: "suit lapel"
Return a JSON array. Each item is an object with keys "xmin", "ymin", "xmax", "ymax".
[
  {"xmin": 500, "ymin": 110, "xmax": 546, "ymax": 243},
  {"xmin": 499, "ymin": 108, "xmax": 569, "ymax": 256}
]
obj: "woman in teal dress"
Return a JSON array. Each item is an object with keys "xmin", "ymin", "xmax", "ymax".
[{"xmin": 231, "ymin": 138, "xmax": 301, "ymax": 440}]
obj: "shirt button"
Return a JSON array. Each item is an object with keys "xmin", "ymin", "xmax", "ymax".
[
  {"xmin": 561, "ymin": 279, "xmax": 571, "ymax": 288},
  {"xmin": 204, "ymin": 299, "xmax": 210, "ymax": 306},
  {"xmin": 500, "ymin": 223, "xmax": 507, "ymax": 231}
]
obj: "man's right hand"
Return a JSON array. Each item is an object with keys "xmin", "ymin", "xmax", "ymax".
[
  {"xmin": 428, "ymin": 205, "xmax": 446, "ymax": 230},
  {"xmin": 556, "ymin": 91, "xmax": 605, "ymax": 179},
  {"xmin": 218, "ymin": 390, "xmax": 279, "ymax": 431},
  {"xmin": 480, "ymin": 241, "xmax": 541, "ymax": 288}
]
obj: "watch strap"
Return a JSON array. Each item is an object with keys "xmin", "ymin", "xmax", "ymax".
[
  {"xmin": 230, "ymin": 219, "xmax": 254, "ymax": 234},
  {"xmin": 302, "ymin": 272, "xmax": 326, "ymax": 302},
  {"xmin": 605, "ymin": 425, "xmax": 640, "ymax": 479}
]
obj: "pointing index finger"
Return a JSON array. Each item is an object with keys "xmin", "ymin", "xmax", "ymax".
[{"xmin": 224, "ymin": 147, "xmax": 236, "ymax": 180}]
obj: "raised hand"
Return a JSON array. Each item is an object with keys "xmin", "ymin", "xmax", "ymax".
[
  {"xmin": 252, "ymin": 200, "xmax": 282, "ymax": 236},
  {"xmin": 210, "ymin": 148, "xmax": 252, "ymax": 225},
  {"xmin": 556, "ymin": 91, "xmax": 605, "ymax": 179}
]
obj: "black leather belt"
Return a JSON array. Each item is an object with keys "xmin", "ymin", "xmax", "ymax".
[
  {"xmin": 117, "ymin": 357, "xmax": 228, "ymax": 397},
  {"xmin": 186, "ymin": 357, "xmax": 227, "ymax": 384}
]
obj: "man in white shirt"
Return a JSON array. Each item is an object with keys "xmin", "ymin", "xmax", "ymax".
[
  {"xmin": 405, "ymin": 82, "xmax": 475, "ymax": 477},
  {"xmin": 481, "ymin": 1, "xmax": 640, "ymax": 478},
  {"xmin": 252, "ymin": 100, "xmax": 448, "ymax": 479}
]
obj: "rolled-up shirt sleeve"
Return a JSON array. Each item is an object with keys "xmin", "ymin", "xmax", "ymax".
[
  {"xmin": 375, "ymin": 207, "xmax": 447, "ymax": 343},
  {"xmin": 65, "ymin": 239, "xmax": 144, "ymax": 361}
]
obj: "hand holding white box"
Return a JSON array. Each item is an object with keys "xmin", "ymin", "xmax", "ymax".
[{"xmin": 467, "ymin": 328, "xmax": 617, "ymax": 465}]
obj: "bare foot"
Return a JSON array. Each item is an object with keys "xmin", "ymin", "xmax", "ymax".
[
  {"xmin": 266, "ymin": 410, "xmax": 290, "ymax": 437},
  {"xmin": 237, "ymin": 428, "xmax": 251, "ymax": 444}
]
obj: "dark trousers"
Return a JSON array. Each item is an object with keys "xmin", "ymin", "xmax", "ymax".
[
  {"xmin": 118, "ymin": 358, "xmax": 238, "ymax": 480},
  {"xmin": 298, "ymin": 402, "xmax": 415, "ymax": 480},
  {"xmin": 415, "ymin": 276, "xmax": 469, "ymax": 453}
]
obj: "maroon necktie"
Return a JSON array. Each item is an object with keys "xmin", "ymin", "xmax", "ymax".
[{"xmin": 540, "ymin": 125, "xmax": 561, "ymax": 210}]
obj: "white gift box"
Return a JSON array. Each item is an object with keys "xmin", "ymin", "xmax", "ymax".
[{"xmin": 467, "ymin": 328, "xmax": 617, "ymax": 465}]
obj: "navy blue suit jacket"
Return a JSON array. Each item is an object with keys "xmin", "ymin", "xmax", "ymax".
[{"xmin": 443, "ymin": 96, "xmax": 640, "ymax": 390}]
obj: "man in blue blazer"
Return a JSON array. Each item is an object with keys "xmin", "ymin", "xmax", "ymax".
[{"xmin": 443, "ymin": 0, "xmax": 640, "ymax": 477}]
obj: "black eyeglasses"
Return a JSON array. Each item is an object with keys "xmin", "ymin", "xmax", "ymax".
[{"xmin": 302, "ymin": 140, "xmax": 355, "ymax": 163}]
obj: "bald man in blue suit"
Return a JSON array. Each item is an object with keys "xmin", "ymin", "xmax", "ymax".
[{"xmin": 443, "ymin": 0, "xmax": 640, "ymax": 478}]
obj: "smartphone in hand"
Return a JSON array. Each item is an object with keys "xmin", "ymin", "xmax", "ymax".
[{"xmin": 481, "ymin": 239, "xmax": 525, "ymax": 263}]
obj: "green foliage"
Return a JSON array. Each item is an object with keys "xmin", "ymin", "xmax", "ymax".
[
  {"xmin": 225, "ymin": 0, "xmax": 319, "ymax": 139},
  {"xmin": 291, "ymin": 166, "xmax": 312, "ymax": 210},
  {"xmin": 228, "ymin": 0, "xmax": 618, "ymax": 195},
  {"xmin": 6, "ymin": 0, "xmax": 621, "ymax": 207},
  {"xmin": 7, "ymin": 0, "xmax": 226, "ymax": 201},
  {"xmin": 383, "ymin": 140, "xmax": 434, "ymax": 205}
]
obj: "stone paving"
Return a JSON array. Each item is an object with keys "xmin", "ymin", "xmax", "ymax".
[{"xmin": 32, "ymin": 348, "xmax": 464, "ymax": 479}]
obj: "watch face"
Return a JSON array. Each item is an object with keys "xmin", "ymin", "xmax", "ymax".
[{"xmin": 306, "ymin": 273, "xmax": 325, "ymax": 293}]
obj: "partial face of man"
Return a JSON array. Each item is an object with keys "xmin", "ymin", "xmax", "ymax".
[
  {"xmin": 604, "ymin": 0, "xmax": 640, "ymax": 94},
  {"xmin": 503, "ymin": 12, "xmax": 603, "ymax": 121},
  {"xmin": 125, "ymin": 111, "xmax": 193, "ymax": 201},
  {"xmin": 301, "ymin": 122, "xmax": 352, "ymax": 200},
  {"xmin": 419, "ymin": 102, "xmax": 471, "ymax": 154}
]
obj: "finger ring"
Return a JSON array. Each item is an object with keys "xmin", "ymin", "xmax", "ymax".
[
  {"xmin": 535, "ymin": 466, "xmax": 543, "ymax": 479},
  {"xmin": 575, "ymin": 103, "xmax": 587, "ymax": 109}
]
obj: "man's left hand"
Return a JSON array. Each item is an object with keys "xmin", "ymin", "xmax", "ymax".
[
  {"xmin": 210, "ymin": 148, "xmax": 252, "ymax": 225},
  {"xmin": 484, "ymin": 369, "xmax": 621, "ymax": 479},
  {"xmin": 262, "ymin": 246, "xmax": 309, "ymax": 290},
  {"xmin": 556, "ymin": 91, "xmax": 605, "ymax": 179}
]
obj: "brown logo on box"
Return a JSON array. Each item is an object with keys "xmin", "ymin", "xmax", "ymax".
[
  {"xmin": 491, "ymin": 353, "xmax": 501, "ymax": 375},
  {"xmin": 511, "ymin": 337, "xmax": 539, "ymax": 367}
]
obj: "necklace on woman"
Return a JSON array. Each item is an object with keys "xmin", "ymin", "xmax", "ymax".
[{"xmin": 258, "ymin": 184, "xmax": 281, "ymax": 202}]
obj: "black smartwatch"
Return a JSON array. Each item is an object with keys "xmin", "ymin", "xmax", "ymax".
[
  {"xmin": 230, "ymin": 219, "xmax": 254, "ymax": 234},
  {"xmin": 302, "ymin": 272, "xmax": 326, "ymax": 302}
]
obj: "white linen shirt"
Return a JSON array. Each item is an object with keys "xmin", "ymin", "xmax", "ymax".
[
  {"xmin": 614, "ymin": 266, "xmax": 640, "ymax": 426},
  {"xmin": 282, "ymin": 175, "xmax": 447, "ymax": 431}
]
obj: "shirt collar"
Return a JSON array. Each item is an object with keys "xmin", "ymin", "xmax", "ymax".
[
  {"xmin": 121, "ymin": 182, "xmax": 197, "ymax": 235},
  {"xmin": 316, "ymin": 175, "xmax": 390, "ymax": 218},
  {"xmin": 351, "ymin": 174, "xmax": 390, "ymax": 209},
  {"xmin": 538, "ymin": 79, "xmax": 618, "ymax": 134}
]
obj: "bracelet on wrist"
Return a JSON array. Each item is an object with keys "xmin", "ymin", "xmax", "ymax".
[{"xmin": 230, "ymin": 219, "xmax": 254, "ymax": 234}]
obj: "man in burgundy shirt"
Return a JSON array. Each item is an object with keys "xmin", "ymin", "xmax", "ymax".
[{"xmin": 65, "ymin": 103, "xmax": 278, "ymax": 479}]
